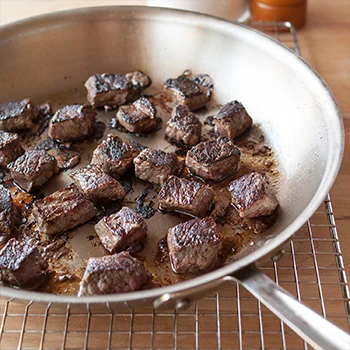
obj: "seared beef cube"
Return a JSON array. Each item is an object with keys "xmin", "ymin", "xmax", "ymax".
[
  {"xmin": 49, "ymin": 104, "xmax": 96, "ymax": 141},
  {"xmin": 0, "ymin": 238, "xmax": 48, "ymax": 289},
  {"xmin": 116, "ymin": 97, "xmax": 158, "ymax": 133},
  {"xmin": 0, "ymin": 98, "xmax": 38, "ymax": 131},
  {"xmin": 91, "ymin": 134, "xmax": 138, "ymax": 178},
  {"xmin": 69, "ymin": 164, "xmax": 125, "ymax": 203},
  {"xmin": 186, "ymin": 137, "xmax": 241, "ymax": 182},
  {"xmin": 158, "ymin": 175, "xmax": 214, "ymax": 218},
  {"xmin": 228, "ymin": 172, "xmax": 279, "ymax": 218},
  {"xmin": 165, "ymin": 105, "xmax": 202, "ymax": 146},
  {"xmin": 8, "ymin": 149, "xmax": 58, "ymax": 192},
  {"xmin": 0, "ymin": 131, "xmax": 24, "ymax": 166},
  {"xmin": 32, "ymin": 184, "xmax": 96, "ymax": 235},
  {"xmin": 213, "ymin": 101, "xmax": 252, "ymax": 140},
  {"xmin": 164, "ymin": 71, "xmax": 213, "ymax": 111},
  {"xmin": 167, "ymin": 217, "xmax": 221, "ymax": 273},
  {"xmin": 85, "ymin": 71, "xmax": 151, "ymax": 108},
  {"xmin": 0, "ymin": 185, "xmax": 20, "ymax": 240},
  {"xmin": 78, "ymin": 251, "xmax": 151, "ymax": 296},
  {"xmin": 133, "ymin": 148, "xmax": 180, "ymax": 185},
  {"xmin": 95, "ymin": 206, "xmax": 147, "ymax": 254}
]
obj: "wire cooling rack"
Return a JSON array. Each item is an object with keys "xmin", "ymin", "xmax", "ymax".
[{"xmin": 1, "ymin": 22, "xmax": 349, "ymax": 350}]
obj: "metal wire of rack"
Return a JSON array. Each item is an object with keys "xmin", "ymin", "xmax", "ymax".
[{"xmin": 0, "ymin": 22, "xmax": 349, "ymax": 350}]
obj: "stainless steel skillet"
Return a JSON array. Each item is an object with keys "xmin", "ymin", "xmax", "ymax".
[{"xmin": 0, "ymin": 6, "xmax": 348, "ymax": 349}]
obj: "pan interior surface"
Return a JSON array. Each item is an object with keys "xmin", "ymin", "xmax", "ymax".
[{"xmin": 0, "ymin": 6, "xmax": 343, "ymax": 304}]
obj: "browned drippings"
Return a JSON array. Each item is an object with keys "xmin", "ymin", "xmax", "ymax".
[{"xmin": 0, "ymin": 89, "xmax": 280, "ymax": 295}]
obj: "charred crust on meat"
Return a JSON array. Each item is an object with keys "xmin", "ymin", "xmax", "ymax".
[
  {"xmin": 7, "ymin": 149, "xmax": 58, "ymax": 192},
  {"xmin": 0, "ymin": 131, "xmax": 24, "ymax": 167},
  {"xmin": 125, "ymin": 71, "xmax": 152, "ymax": 90},
  {"xmin": 51, "ymin": 104, "xmax": 94, "ymax": 123},
  {"xmin": 215, "ymin": 101, "xmax": 246, "ymax": 121},
  {"xmin": 121, "ymin": 98, "xmax": 156, "ymax": 124},
  {"xmin": 8, "ymin": 149, "xmax": 56, "ymax": 176},
  {"xmin": 32, "ymin": 184, "xmax": 96, "ymax": 235},
  {"xmin": 138, "ymin": 149, "xmax": 178, "ymax": 167},
  {"xmin": 0, "ymin": 99, "xmax": 37, "ymax": 120},
  {"xmin": 157, "ymin": 175, "xmax": 214, "ymax": 218},
  {"xmin": 0, "ymin": 99, "xmax": 30, "ymax": 120},
  {"xmin": 94, "ymin": 206, "xmax": 147, "ymax": 254},
  {"xmin": 227, "ymin": 172, "xmax": 279, "ymax": 218},
  {"xmin": 188, "ymin": 137, "xmax": 240, "ymax": 165},
  {"xmin": 91, "ymin": 134, "xmax": 138, "ymax": 178},
  {"xmin": 0, "ymin": 238, "xmax": 48, "ymax": 289},
  {"xmin": 78, "ymin": 251, "xmax": 151, "ymax": 296},
  {"xmin": 85, "ymin": 71, "xmax": 151, "ymax": 108},
  {"xmin": 164, "ymin": 71, "xmax": 213, "ymax": 110},
  {"xmin": 165, "ymin": 105, "xmax": 202, "ymax": 147},
  {"xmin": 190, "ymin": 74, "xmax": 214, "ymax": 98},
  {"xmin": 101, "ymin": 135, "xmax": 133, "ymax": 160},
  {"xmin": 164, "ymin": 75, "xmax": 202, "ymax": 98},
  {"xmin": 49, "ymin": 104, "xmax": 96, "ymax": 142},
  {"xmin": 0, "ymin": 99, "xmax": 38, "ymax": 131},
  {"xmin": 134, "ymin": 148, "xmax": 180, "ymax": 185},
  {"xmin": 213, "ymin": 100, "xmax": 253, "ymax": 140},
  {"xmin": 92, "ymin": 74, "xmax": 128, "ymax": 93},
  {"xmin": 171, "ymin": 217, "xmax": 221, "ymax": 246},
  {"xmin": 158, "ymin": 176, "xmax": 202, "ymax": 204},
  {"xmin": 69, "ymin": 164, "xmax": 126, "ymax": 203},
  {"xmin": 116, "ymin": 97, "xmax": 159, "ymax": 134},
  {"xmin": 185, "ymin": 137, "xmax": 241, "ymax": 182},
  {"xmin": 0, "ymin": 185, "xmax": 20, "ymax": 239},
  {"xmin": 167, "ymin": 217, "xmax": 222, "ymax": 273}
]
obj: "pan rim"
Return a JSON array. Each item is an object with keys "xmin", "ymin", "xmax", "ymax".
[{"xmin": 0, "ymin": 5, "xmax": 344, "ymax": 304}]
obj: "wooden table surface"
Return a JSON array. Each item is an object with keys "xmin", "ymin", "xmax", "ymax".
[
  {"xmin": 298, "ymin": 0, "xmax": 350, "ymax": 271},
  {"xmin": 0, "ymin": 1, "xmax": 349, "ymax": 349}
]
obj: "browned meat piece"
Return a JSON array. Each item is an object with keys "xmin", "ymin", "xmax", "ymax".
[
  {"xmin": 133, "ymin": 148, "xmax": 180, "ymax": 185},
  {"xmin": 0, "ymin": 238, "xmax": 48, "ymax": 289},
  {"xmin": 158, "ymin": 175, "xmax": 214, "ymax": 218},
  {"xmin": 116, "ymin": 97, "xmax": 158, "ymax": 133},
  {"xmin": 49, "ymin": 104, "xmax": 96, "ymax": 141},
  {"xmin": 95, "ymin": 206, "xmax": 147, "ymax": 254},
  {"xmin": 164, "ymin": 71, "xmax": 213, "ymax": 111},
  {"xmin": 0, "ymin": 185, "xmax": 20, "ymax": 241},
  {"xmin": 38, "ymin": 102, "xmax": 52, "ymax": 116},
  {"xmin": 91, "ymin": 134, "xmax": 138, "ymax": 178},
  {"xmin": 167, "ymin": 217, "xmax": 222, "ymax": 273},
  {"xmin": 32, "ymin": 184, "xmax": 96, "ymax": 235},
  {"xmin": 228, "ymin": 172, "xmax": 279, "ymax": 218},
  {"xmin": 85, "ymin": 71, "xmax": 151, "ymax": 108},
  {"xmin": 78, "ymin": 251, "xmax": 151, "ymax": 296},
  {"xmin": 0, "ymin": 99, "xmax": 38, "ymax": 132},
  {"xmin": 165, "ymin": 105, "xmax": 202, "ymax": 146},
  {"xmin": 186, "ymin": 137, "xmax": 241, "ymax": 182},
  {"xmin": 69, "ymin": 164, "xmax": 125, "ymax": 203},
  {"xmin": 0, "ymin": 131, "xmax": 24, "ymax": 166},
  {"xmin": 7, "ymin": 149, "xmax": 58, "ymax": 192},
  {"xmin": 213, "ymin": 101, "xmax": 252, "ymax": 140}
]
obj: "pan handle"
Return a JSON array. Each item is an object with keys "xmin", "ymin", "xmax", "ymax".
[{"xmin": 228, "ymin": 265, "xmax": 350, "ymax": 350}]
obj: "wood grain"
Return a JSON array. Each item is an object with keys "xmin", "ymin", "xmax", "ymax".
[{"xmin": 297, "ymin": 1, "xmax": 350, "ymax": 274}]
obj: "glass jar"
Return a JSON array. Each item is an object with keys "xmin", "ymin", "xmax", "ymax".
[{"xmin": 250, "ymin": 0, "xmax": 307, "ymax": 29}]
